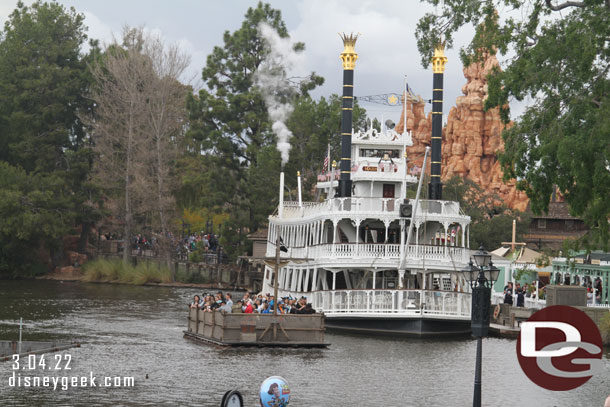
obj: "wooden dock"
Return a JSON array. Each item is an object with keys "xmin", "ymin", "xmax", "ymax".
[
  {"xmin": 185, "ymin": 309, "xmax": 328, "ymax": 348},
  {"xmin": 489, "ymin": 323, "xmax": 520, "ymax": 339}
]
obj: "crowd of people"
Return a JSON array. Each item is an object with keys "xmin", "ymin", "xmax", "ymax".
[
  {"xmin": 502, "ymin": 281, "xmax": 546, "ymax": 307},
  {"xmin": 182, "ymin": 232, "xmax": 219, "ymax": 253},
  {"xmin": 503, "ymin": 276, "xmax": 604, "ymax": 306},
  {"xmin": 189, "ymin": 291, "xmax": 316, "ymax": 315},
  {"xmin": 176, "ymin": 232, "xmax": 225, "ymax": 262},
  {"xmin": 99, "ymin": 230, "xmax": 223, "ymax": 261}
]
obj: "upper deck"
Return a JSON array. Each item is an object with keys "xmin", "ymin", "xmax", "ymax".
[
  {"xmin": 316, "ymin": 127, "xmax": 417, "ymax": 195},
  {"xmin": 266, "ymin": 125, "xmax": 471, "ymax": 270},
  {"xmin": 274, "ymin": 197, "xmax": 469, "ymax": 226}
]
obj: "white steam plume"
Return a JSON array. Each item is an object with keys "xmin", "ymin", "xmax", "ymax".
[{"xmin": 254, "ymin": 23, "xmax": 306, "ymax": 166}]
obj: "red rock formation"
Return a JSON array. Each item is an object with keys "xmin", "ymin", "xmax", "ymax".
[{"xmin": 395, "ymin": 51, "xmax": 528, "ymax": 211}]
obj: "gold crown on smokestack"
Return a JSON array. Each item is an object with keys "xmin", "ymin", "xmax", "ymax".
[
  {"xmin": 339, "ymin": 32, "xmax": 360, "ymax": 70},
  {"xmin": 431, "ymin": 41, "xmax": 448, "ymax": 74}
]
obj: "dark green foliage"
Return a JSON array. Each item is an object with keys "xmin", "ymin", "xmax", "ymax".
[
  {"xmin": 416, "ymin": 0, "xmax": 610, "ymax": 249},
  {"xmin": 443, "ymin": 176, "xmax": 530, "ymax": 250},
  {"xmin": 185, "ymin": 2, "xmax": 301, "ymax": 235},
  {"xmin": 0, "ymin": 163, "xmax": 71, "ymax": 276},
  {"xmin": 0, "ymin": 1, "xmax": 96, "ymax": 276},
  {"xmin": 283, "ymin": 94, "xmax": 367, "ymax": 200},
  {"xmin": 182, "ymin": 2, "xmax": 365, "ymax": 259},
  {"xmin": 0, "ymin": 1, "xmax": 90, "ymax": 171}
]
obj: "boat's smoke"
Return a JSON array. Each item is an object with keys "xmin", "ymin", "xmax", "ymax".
[{"xmin": 255, "ymin": 23, "xmax": 305, "ymax": 166}]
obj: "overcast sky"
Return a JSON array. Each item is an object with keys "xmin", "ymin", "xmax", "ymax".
[{"xmin": 0, "ymin": 0, "xmax": 485, "ymax": 123}]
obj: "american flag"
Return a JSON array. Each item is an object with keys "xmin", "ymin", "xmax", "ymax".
[
  {"xmin": 323, "ymin": 144, "xmax": 330, "ymax": 173},
  {"xmin": 409, "ymin": 165, "xmax": 422, "ymax": 176}
]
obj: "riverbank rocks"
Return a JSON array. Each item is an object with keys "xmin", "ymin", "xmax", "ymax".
[{"xmin": 395, "ymin": 50, "xmax": 528, "ymax": 211}]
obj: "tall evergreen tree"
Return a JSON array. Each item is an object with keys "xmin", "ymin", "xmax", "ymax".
[
  {"xmin": 0, "ymin": 1, "xmax": 95, "ymax": 275},
  {"xmin": 185, "ymin": 2, "xmax": 323, "ymax": 236}
]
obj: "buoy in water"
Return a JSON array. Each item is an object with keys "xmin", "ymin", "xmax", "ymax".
[{"xmin": 259, "ymin": 376, "xmax": 290, "ymax": 406}]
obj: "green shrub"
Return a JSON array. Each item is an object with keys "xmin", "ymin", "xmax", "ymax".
[
  {"xmin": 600, "ymin": 312, "xmax": 610, "ymax": 346},
  {"xmin": 188, "ymin": 241, "xmax": 208, "ymax": 263},
  {"xmin": 82, "ymin": 258, "xmax": 121, "ymax": 282},
  {"xmin": 82, "ymin": 258, "xmax": 171, "ymax": 285}
]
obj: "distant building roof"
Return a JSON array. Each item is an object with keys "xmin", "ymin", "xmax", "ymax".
[
  {"xmin": 492, "ymin": 245, "xmax": 544, "ymax": 264},
  {"xmin": 247, "ymin": 229, "xmax": 268, "ymax": 241},
  {"xmin": 526, "ymin": 202, "xmax": 580, "ymax": 220},
  {"xmin": 570, "ymin": 251, "xmax": 610, "ymax": 262},
  {"xmin": 491, "ymin": 247, "xmax": 510, "ymax": 258}
]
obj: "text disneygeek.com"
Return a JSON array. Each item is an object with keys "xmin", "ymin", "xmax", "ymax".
[
  {"xmin": 8, "ymin": 372, "xmax": 135, "ymax": 390},
  {"xmin": 6, "ymin": 354, "xmax": 134, "ymax": 390}
]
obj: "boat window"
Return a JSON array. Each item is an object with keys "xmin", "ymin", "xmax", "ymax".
[
  {"xmin": 383, "ymin": 184, "xmax": 395, "ymax": 198},
  {"xmin": 360, "ymin": 149, "xmax": 400, "ymax": 159}
]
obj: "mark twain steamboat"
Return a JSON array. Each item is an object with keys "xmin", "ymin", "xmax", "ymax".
[{"xmin": 261, "ymin": 34, "xmax": 474, "ymax": 337}]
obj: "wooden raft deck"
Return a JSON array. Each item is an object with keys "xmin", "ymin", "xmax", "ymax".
[
  {"xmin": 184, "ymin": 309, "xmax": 328, "ymax": 348},
  {"xmin": 489, "ymin": 323, "xmax": 520, "ymax": 339}
]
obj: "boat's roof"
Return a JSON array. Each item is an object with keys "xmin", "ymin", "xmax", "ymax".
[{"xmin": 352, "ymin": 128, "xmax": 413, "ymax": 147}]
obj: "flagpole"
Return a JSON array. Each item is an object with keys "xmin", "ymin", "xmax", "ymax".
[
  {"xmin": 402, "ymin": 75, "xmax": 408, "ymax": 200},
  {"xmin": 326, "ymin": 143, "xmax": 331, "ymax": 200}
]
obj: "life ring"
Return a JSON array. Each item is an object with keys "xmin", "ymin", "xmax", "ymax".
[{"xmin": 493, "ymin": 304, "xmax": 501, "ymax": 319}]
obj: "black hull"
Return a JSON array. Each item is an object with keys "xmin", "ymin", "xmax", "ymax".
[{"xmin": 324, "ymin": 316, "xmax": 471, "ymax": 338}]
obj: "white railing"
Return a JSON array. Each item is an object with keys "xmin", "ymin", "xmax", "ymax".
[
  {"xmin": 416, "ymin": 200, "xmax": 462, "ymax": 216},
  {"xmin": 491, "ymin": 293, "xmax": 610, "ymax": 309},
  {"xmin": 311, "ymin": 289, "xmax": 471, "ymax": 318},
  {"xmin": 268, "ymin": 243, "xmax": 469, "ymax": 264},
  {"xmin": 491, "ymin": 292, "xmax": 547, "ymax": 309},
  {"xmin": 278, "ymin": 198, "xmax": 466, "ymax": 220},
  {"xmin": 319, "ymin": 243, "xmax": 401, "ymax": 259},
  {"xmin": 588, "ymin": 303, "xmax": 610, "ymax": 308},
  {"xmin": 407, "ymin": 245, "xmax": 468, "ymax": 263}
]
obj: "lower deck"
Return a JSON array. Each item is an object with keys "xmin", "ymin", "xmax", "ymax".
[
  {"xmin": 311, "ymin": 288, "xmax": 471, "ymax": 317},
  {"xmin": 324, "ymin": 316, "xmax": 471, "ymax": 337}
]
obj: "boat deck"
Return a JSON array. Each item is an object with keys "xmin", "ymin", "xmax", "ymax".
[
  {"xmin": 184, "ymin": 331, "xmax": 328, "ymax": 348},
  {"xmin": 489, "ymin": 323, "xmax": 520, "ymax": 339},
  {"xmin": 185, "ymin": 309, "xmax": 328, "ymax": 348}
]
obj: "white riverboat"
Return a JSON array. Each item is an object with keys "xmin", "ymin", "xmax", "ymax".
[
  {"xmin": 261, "ymin": 36, "xmax": 474, "ymax": 337},
  {"xmin": 261, "ymin": 128, "xmax": 473, "ymax": 336}
]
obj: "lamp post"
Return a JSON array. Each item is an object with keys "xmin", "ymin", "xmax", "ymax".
[{"xmin": 461, "ymin": 246, "xmax": 500, "ymax": 407}]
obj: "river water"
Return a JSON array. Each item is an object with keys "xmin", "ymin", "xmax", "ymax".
[{"xmin": 0, "ymin": 280, "xmax": 608, "ymax": 406}]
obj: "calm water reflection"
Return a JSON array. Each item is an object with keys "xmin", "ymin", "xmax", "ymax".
[{"xmin": 0, "ymin": 280, "xmax": 608, "ymax": 406}]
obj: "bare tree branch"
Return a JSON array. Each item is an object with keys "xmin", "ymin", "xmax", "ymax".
[
  {"xmin": 82, "ymin": 26, "xmax": 188, "ymax": 264},
  {"xmin": 545, "ymin": 0, "xmax": 586, "ymax": 11}
]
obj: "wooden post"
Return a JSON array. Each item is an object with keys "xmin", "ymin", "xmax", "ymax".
[
  {"xmin": 211, "ymin": 311, "xmax": 215, "ymax": 338},
  {"xmin": 216, "ymin": 247, "xmax": 221, "ymax": 287},
  {"xmin": 274, "ymin": 235, "xmax": 280, "ymax": 315},
  {"xmin": 273, "ymin": 233, "xmax": 281, "ymax": 340}
]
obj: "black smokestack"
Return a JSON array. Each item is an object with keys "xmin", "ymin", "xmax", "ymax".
[
  {"xmin": 338, "ymin": 33, "xmax": 359, "ymax": 198},
  {"xmin": 428, "ymin": 43, "xmax": 447, "ymax": 200}
]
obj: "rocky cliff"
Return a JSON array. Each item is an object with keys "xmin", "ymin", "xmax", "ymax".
[{"xmin": 395, "ymin": 51, "xmax": 528, "ymax": 212}]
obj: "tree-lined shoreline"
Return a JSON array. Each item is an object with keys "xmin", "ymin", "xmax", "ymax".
[{"xmin": 1, "ymin": 0, "xmax": 607, "ymax": 278}]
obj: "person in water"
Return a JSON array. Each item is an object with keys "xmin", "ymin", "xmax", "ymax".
[{"xmin": 266, "ymin": 382, "xmax": 287, "ymax": 407}]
